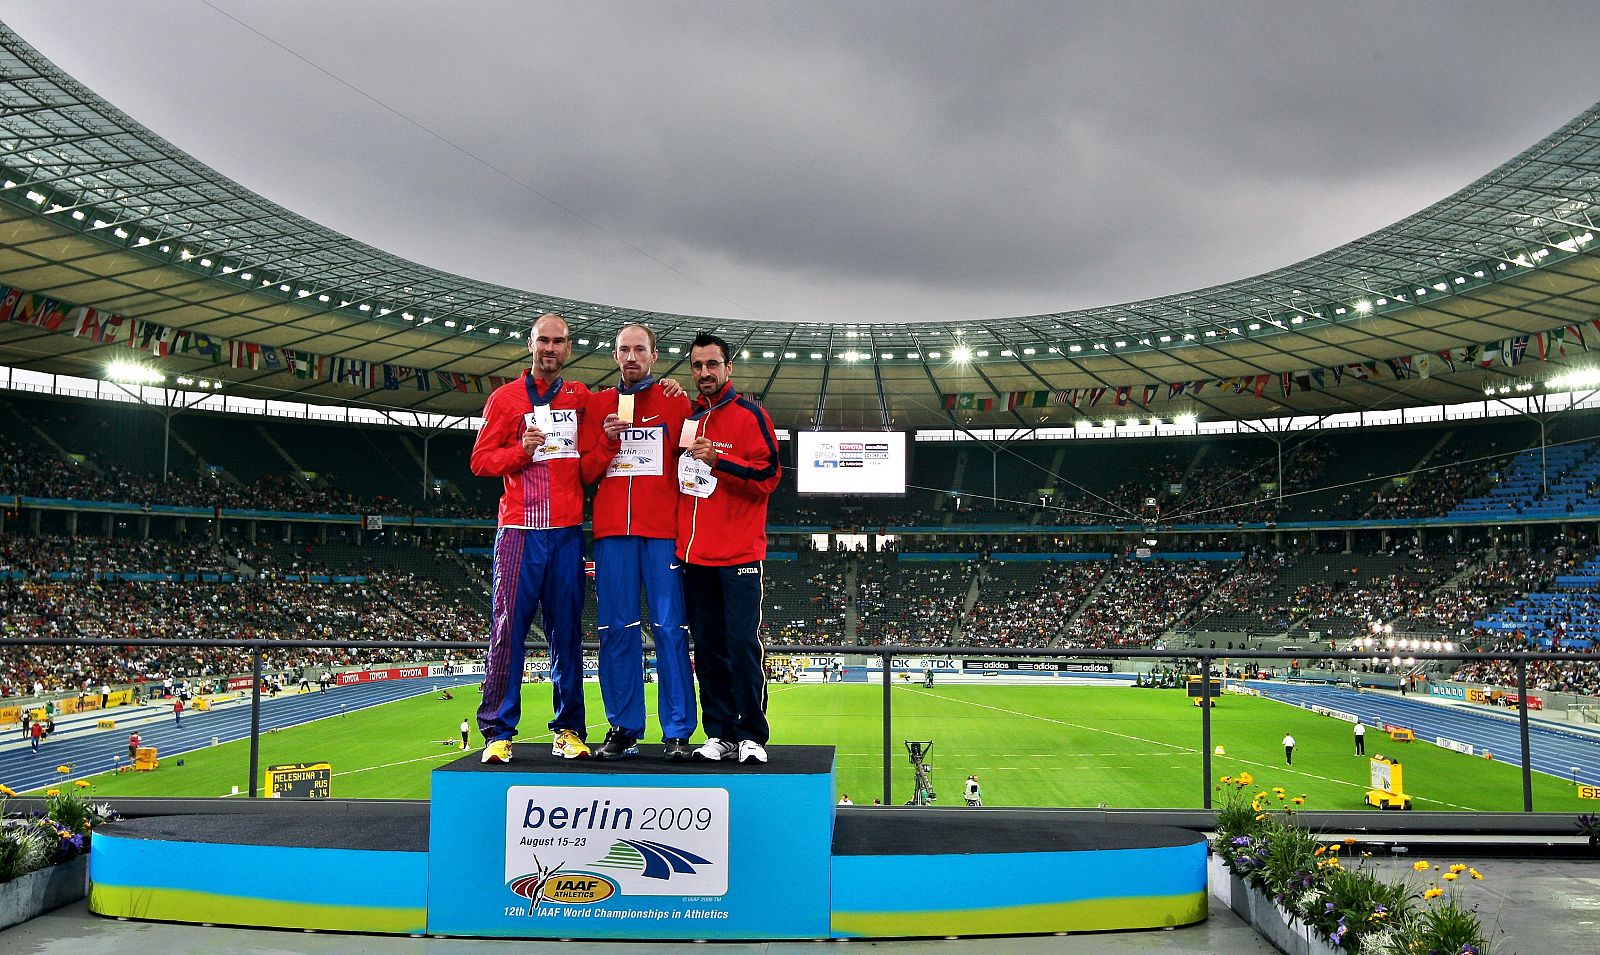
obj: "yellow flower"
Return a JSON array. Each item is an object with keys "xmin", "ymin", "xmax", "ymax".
[
  {"xmin": 1273, "ymin": 786, "xmax": 1286, "ymax": 794},
  {"xmin": 1449, "ymin": 863, "xmax": 1467, "ymax": 874},
  {"xmin": 1292, "ymin": 797, "xmax": 1305, "ymax": 805},
  {"xmin": 1314, "ymin": 846, "xmax": 1327, "ymax": 856},
  {"xmin": 0, "ymin": 783, "xmax": 16, "ymax": 797},
  {"xmin": 1255, "ymin": 813, "xmax": 1267, "ymax": 820},
  {"xmin": 1412, "ymin": 861, "xmax": 1431, "ymax": 872},
  {"xmin": 1424, "ymin": 887, "xmax": 1444, "ymax": 900},
  {"xmin": 1443, "ymin": 872, "xmax": 1457, "ymax": 882},
  {"xmin": 45, "ymin": 788, "xmax": 60, "ymax": 797},
  {"xmin": 1220, "ymin": 775, "xmax": 1232, "ymax": 784},
  {"xmin": 74, "ymin": 780, "xmax": 91, "ymax": 789},
  {"xmin": 55, "ymin": 765, "xmax": 71, "ymax": 775},
  {"xmin": 1343, "ymin": 837, "xmax": 1358, "ymax": 845},
  {"xmin": 1469, "ymin": 868, "xmax": 1483, "ymax": 880},
  {"xmin": 1237, "ymin": 772, "xmax": 1254, "ymax": 786}
]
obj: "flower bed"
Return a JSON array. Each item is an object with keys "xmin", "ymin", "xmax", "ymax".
[
  {"xmin": 0, "ymin": 781, "xmax": 117, "ymax": 931},
  {"xmin": 1209, "ymin": 772, "xmax": 1493, "ymax": 955}
]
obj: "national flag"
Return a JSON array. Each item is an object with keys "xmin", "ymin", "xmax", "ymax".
[
  {"xmin": 1087, "ymin": 387, "xmax": 1106, "ymax": 407},
  {"xmin": 1331, "ymin": 365, "xmax": 1344, "ymax": 386},
  {"xmin": 260, "ymin": 345, "xmax": 284, "ymax": 370},
  {"xmin": 1051, "ymin": 389, "xmax": 1074, "ymax": 406},
  {"xmin": 1295, "ymin": 371, "xmax": 1313, "ymax": 391},
  {"xmin": 1413, "ymin": 353, "xmax": 1433, "ymax": 379},
  {"xmin": 1435, "ymin": 350, "xmax": 1456, "ymax": 373},
  {"xmin": 1216, "ymin": 377, "xmax": 1238, "ymax": 393},
  {"xmin": 1168, "ymin": 382, "xmax": 1186, "ymax": 399},
  {"xmin": 1569, "ymin": 325, "xmax": 1588, "ymax": 351},
  {"xmin": 191, "ymin": 334, "xmax": 223, "ymax": 362},
  {"xmin": 1141, "ymin": 384, "xmax": 1157, "ymax": 405},
  {"xmin": 71, "ymin": 306, "xmax": 98, "ymax": 338},
  {"xmin": 383, "ymin": 364, "xmax": 402, "ymax": 390},
  {"xmin": 1504, "ymin": 335, "xmax": 1529, "ymax": 366},
  {"xmin": 1252, "ymin": 374, "xmax": 1270, "ymax": 398},
  {"xmin": 0, "ymin": 287, "xmax": 18, "ymax": 322},
  {"xmin": 1280, "ymin": 372, "xmax": 1293, "ymax": 397},
  {"xmin": 10, "ymin": 293, "xmax": 38, "ymax": 325},
  {"xmin": 155, "ymin": 326, "xmax": 179, "ymax": 357},
  {"xmin": 470, "ymin": 374, "xmax": 486, "ymax": 394},
  {"xmin": 1310, "ymin": 368, "xmax": 1326, "ymax": 390},
  {"xmin": 1189, "ymin": 380, "xmax": 1206, "ymax": 396},
  {"xmin": 1478, "ymin": 344, "xmax": 1498, "ymax": 367},
  {"xmin": 35, "ymin": 299, "xmax": 68, "ymax": 331},
  {"xmin": 1385, "ymin": 357, "xmax": 1409, "ymax": 380},
  {"xmin": 1114, "ymin": 385, "xmax": 1131, "ymax": 407}
]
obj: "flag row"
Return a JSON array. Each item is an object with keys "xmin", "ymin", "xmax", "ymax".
[
  {"xmin": 0, "ymin": 285, "xmax": 515, "ymax": 394},
  {"xmin": 942, "ymin": 327, "xmax": 1595, "ymax": 412}
]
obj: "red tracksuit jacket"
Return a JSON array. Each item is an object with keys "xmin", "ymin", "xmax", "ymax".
[
  {"xmin": 676, "ymin": 384, "xmax": 781, "ymax": 566},
  {"xmin": 470, "ymin": 371, "xmax": 592, "ymax": 529},
  {"xmin": 581, "ymin": 380, "xmax": 692, "ymax": 540}
]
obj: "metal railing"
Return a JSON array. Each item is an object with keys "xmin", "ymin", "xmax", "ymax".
[{"xmin": 2, "ymin": 637, "xmax": 1591, "ymax": 811}]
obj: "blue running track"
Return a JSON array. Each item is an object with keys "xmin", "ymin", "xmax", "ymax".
[
  {"xmin": 1247, "ymin": 682, "xmax": 1600, "ymax": 790},
  {"xmin": 0, "ymin": 674, "xmax": 483, "ymax": 795}
]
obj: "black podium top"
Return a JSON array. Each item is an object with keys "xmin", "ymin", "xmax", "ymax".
[{"xmin": 435, "ymin": 743, "xmax": 836, "ymax": 777}]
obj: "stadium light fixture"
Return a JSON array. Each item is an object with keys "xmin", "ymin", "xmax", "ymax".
[
  {"xmin": 951, "ymin": 345, "xmax": 972, "ymax": 363},
  {"xmin": 1174, "ymin": 413, "xmax": 1197, "ymax": 428},
  {"xmin": 70, "ymin": 210, "xmax": 85, "ymax": 220},
  {"xmin": 105, "ymin": 361, "xmax": 164, "ymax": 386},
  {"xmin": 1547, "ymin": 368, "xmax": 1600, "ymax": 391},
  {"xmin": 1102, "ymin": 419, "xmax": 1116, "ymax": 429}
]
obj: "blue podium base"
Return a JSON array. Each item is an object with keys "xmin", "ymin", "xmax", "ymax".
[{"xmin": 88, "ymin": 748, "xmax": 1208, "ymax": 939}]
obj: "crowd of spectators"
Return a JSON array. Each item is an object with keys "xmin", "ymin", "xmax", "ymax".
[
  {"xmin": 1366, "ymin": 447, "xmax": 1510, "ymax": 519},
  {"xmin": 0, "ymin": 436, "xmax": 488, "ymax": 519},
  {"xmin": 855, "ymin": 558, "xmax": 970, "ymax": 645},
  {"xmin": 1060, "ymin": 560, "xmax": 1230, "ymax": 648},
  {"xmin": 0, "ymin": 534, "xmax": 485, "ymax": 699},
  {"xmin": 961, "ymin": 562, "xmax": 1106, "ymax": 648}
]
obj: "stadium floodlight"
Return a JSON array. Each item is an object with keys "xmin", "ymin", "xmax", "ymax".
[
  {"xmin": 105, "ymin": 361, "xmax": 164, "ymax": 386},
  {"xmin": 1547, "ymin": 368, "xmax": 1600, "ymax": 391},
  {"xmin": 1174, "ymin": 413, "xmax": 1197, "ymax": 428},
  {"xmin": 1102, "ymin": 419, "xmax": 1116, "ymax": 430},
  {"xmin": 951, "ymin": 344, "xmax": 972, "ymax": 363},
  {"xmin": 1354, "ymin": 300, "xmax": 1373, "ymax": 314}
]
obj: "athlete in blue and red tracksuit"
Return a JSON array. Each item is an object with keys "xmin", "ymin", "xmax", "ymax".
[
  {"xmin": 677, "ymin": 333, "xmax": 782, "ymax": 765},
  {"xmin": 580, "ymin": 324, "xmax": 698, "ymax": 760},
  {"xmin": 472, "ymin": 314, "xmax": 595, "ymax": 763}
]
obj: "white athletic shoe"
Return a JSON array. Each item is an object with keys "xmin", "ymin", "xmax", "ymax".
[
  {"xmin": 737, "ymin": 740, "xmax": 768, "ymax": 765},
  {"xmin": 693, "ymin": 738, "xmax": 737, "ymax": 761}
]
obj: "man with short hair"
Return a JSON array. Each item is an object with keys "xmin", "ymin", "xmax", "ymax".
[
  {"xmin": 677, "ymin": 332, "xmax": 782, "ymax": 765},
  {"xmin": 472, "ymin": 313, "xmax": 595, "ymax": 763},
  {"xmin": 1353, "ymin": 721, "xmax": 1366, "ymax": 756},
  {"xmin": 581, "ymin": 323, "xmax": 697, "ymax": 761},
  {"xmin": 1283, "ymin": 733, "xmax": 1296, "ymax": 765}
]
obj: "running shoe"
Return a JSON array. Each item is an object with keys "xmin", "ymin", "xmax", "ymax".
[
  {"xmin": 551, "ymin": 729, "xmax": 591, "ymax": 759},
  {"xmin": 663, "ymin": 738, "xmax": 692, "ymax": 761},
  {"xmin": 594, "ymin": 727, "xmax": 639, "ymax": 760},
  {"xmin": 481, "ymin": 739, "xmax": 513, "ymax": 764},
  {"xmin": 737, "ymin": 740, "xmax": 769, "ymax": 765},
  {"xmin": 692, "ymin": 738, "xmax": 737, "ymax": 761}
]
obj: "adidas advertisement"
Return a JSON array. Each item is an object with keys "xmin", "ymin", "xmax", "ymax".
[{"xmin": 503, "ymin": 786, "xmax": 729, "ymax": 916}]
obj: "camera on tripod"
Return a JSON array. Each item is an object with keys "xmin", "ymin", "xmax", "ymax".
[{"xmin": 904, "ymin": 740, "xmax": 936, "ymax": 805}]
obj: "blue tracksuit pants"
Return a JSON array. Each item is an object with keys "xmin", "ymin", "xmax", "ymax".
[
  {"xmin": 594, "ymin": 535, "xmax": 697, "ymax": 740},
  {"xmin": 477, "ymin": 526, "xmax": 585, "ymax": 742}
]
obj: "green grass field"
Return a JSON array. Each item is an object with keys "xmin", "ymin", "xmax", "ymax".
[{"xmin": 47, "ymin": 682, "xmax": 1594, "ymax": 812}]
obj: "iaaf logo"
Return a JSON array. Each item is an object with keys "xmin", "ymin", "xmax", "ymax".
[{"xmin": 507, "ymin": 855, "xmax": 617, "ymax": 911}]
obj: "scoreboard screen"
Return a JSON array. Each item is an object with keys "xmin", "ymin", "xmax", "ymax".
[
  {"xmin": 1185, "ymin": 677, "xmax": 1222, "ymax": 698},
  {"xmin": 795, "ymin": 431, "xmax": 907, "ymax": 496},
  {"xmin": 266, "ymin": 762, "xmax": 331, "ymax": 798}
]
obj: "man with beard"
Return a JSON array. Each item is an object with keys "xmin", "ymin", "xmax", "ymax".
[
  {"xmin": 677, "ymin": 333, "xmax": 781, "ymax": 765},
  {"xmin": 581, "ymin": 323, "xmax": 697, "ymax": 760},
  {"xmin": 472, "ymin": 314, "xmax": 594, "ymax": 763}
]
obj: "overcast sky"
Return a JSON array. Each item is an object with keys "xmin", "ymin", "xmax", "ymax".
[{"xmin": 3, "ymin": 1, "xmax": 1597, "ymax": 324}]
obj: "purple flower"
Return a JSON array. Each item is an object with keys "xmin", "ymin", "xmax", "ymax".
[
  {"xmin": 1459, "ymin": 947, "xmax": 1479, "ymax": 955},
  {"xmin": 1232, "ymin": 836, "xmax": 1252, "ymax": 846},
  {"xmin": 1329, "ymin": 916, "xmax": 1348, "ymax": 945},
  {"xmin": 1325, "ymin": 902, "xmax": 1336, "ymax": 912}
]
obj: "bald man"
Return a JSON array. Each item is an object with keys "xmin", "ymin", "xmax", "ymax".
[{"xmin": 471, "ymin": 314, "xmax": 595, "ymax": 762}]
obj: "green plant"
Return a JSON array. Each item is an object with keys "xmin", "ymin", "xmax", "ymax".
[
  {"xmin": 0, "ymin": 824, "xmax": 52, "ymax": 884},
  {"xmin": 44, "ymin": 790, "xmax": 90, "ymax": 834}
]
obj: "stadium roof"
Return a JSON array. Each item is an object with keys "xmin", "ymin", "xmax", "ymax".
[{"xmin": 1, "ymin": 23, "xmax": 1597, "ymax": 430}]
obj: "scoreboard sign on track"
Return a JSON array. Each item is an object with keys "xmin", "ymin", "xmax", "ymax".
[{"xmin": 267, "ymin": 762, "xmax": 331, "ymax": 798}]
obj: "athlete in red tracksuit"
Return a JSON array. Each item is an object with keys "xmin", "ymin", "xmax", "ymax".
[
  {"xmin": 677, "ymin": 333, "xmax": 781, "ymax": 764},
  {"xmin": 472, "ymin": 314, "xmax": 595, "ymax": 763},
  {"xmin": 581, "ymin": 324, "xmax": 697, "ymax": 759}
]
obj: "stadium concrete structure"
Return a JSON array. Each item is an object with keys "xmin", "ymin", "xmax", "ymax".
[{"xmin": 4, "ymin": 18, "xmax": 1600, "ymax": 953}]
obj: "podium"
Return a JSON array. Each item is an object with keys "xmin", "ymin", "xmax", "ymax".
[
  {"xmin": 427, "ymin": 744, "xmax": 836, "ymax": 939},
  {"xmin": 88, "ymin": 743, "xmax": 1208, "ymax": 939}
]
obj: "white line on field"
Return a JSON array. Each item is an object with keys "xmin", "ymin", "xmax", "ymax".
[{"xmin": 917, "ymin": 690, "xmax": 1476, "ymax": 811}]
